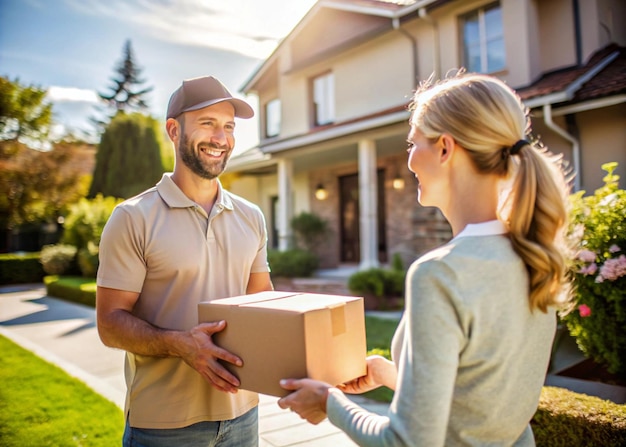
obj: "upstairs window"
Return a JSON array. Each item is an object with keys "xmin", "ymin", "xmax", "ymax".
[
  {"xmin": 312, "ymin": 72, "xmax": 335, "ymax": 126},
  {"xmin": 462, "ymin": 3, "xmax": 505, "ymax": 73},
  {"xmin": 265, "ymin": 98, "xmax": 281, "ymax": 138}
]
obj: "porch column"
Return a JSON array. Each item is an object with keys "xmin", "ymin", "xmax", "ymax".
[
  {"xmin": 277, "ymin": 158, "xmax": 294, "ymax": 251},
  {"xmin": 358, "ymin": 139, "xmax": 379, "ymax": 269}
]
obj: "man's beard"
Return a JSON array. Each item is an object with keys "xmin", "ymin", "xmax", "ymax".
[{"xmin": 179, "ymin": 131, "xmax": 231, "ymax": 180}]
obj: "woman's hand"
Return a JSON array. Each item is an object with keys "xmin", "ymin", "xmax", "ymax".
[
  {"xmin": 338, "ymin": 355, "xmax": 397, "ymax": 394},
  {"xmin": 278, "ymin": 379, "xmax": 332, "ymax": 424}
]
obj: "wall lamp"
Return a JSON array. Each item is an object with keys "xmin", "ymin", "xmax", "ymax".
[
  {"xmin": 315, "ymin": 183, "xmax": 329, "ymax": 200},
  {"xmin": 392, "ymin": 174, "xmax": 405, "ymax": 190}
]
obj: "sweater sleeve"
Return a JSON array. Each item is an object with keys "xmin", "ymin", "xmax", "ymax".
[{"xmin": 327, "ymin": 258, "xmax": 465, "ymax": 447}]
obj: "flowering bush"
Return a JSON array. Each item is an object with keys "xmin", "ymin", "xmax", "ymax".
[{"xmin": 562, "ymin": 162, "xmax": 626, "ymax": 379}]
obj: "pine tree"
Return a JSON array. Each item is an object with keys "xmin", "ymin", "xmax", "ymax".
[
  {"xmin": 88, "ymin": 113, "xmax": 165, "ymax": 199},
  {"xmin": 94, "ymin": 40, "xmax": 153, "ymax": 125}
]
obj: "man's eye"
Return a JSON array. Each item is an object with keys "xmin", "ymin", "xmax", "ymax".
[{"xmin": 406, "ymin": 143, "xmax": 414, "ymax": 153}]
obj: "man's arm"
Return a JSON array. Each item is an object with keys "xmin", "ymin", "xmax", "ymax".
[
  {"xmin": 96, "ymin": 286, "xmax": 243, "ymax": 393},
  {"xmin": 246, "ymin": 271, "xmax": 274, "ymax": 294}
]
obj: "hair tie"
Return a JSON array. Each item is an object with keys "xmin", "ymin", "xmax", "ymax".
[{"xmin": 510, "ymin": 139, "xmax": 529, "ymax": 155}]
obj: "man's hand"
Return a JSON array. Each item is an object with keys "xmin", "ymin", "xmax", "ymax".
[
  {"xmin": 178, "ymin": 320, "xmax": 243, "ymax": 393},
  {"xmin": 278, "ymin": 379, "xmax": 331, "ymax": 424}
]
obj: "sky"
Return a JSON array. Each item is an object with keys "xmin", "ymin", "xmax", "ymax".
[{"xmin": 0, "ymin": 0, "xmax": 318, "ymax": 154}]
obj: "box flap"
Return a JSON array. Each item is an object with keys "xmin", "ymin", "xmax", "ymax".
[
  {"xmin": 201, "ymin": 291, "xmax": 298, "ymax": 306},
  {"xmin": 244, "ymin": 293, "xmax": 359, "ymax": 313}
]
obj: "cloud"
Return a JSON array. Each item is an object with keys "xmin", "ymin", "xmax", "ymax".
[
  {"xmin": 47, "ymin": 86, "xmax": 100, "ymax": 103},
  {"xmin": 63, "ymin": 0, "xmax": 316, "ymax": 59}
]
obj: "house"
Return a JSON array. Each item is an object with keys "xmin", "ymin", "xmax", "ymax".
[{"xmin": 224, "ymin": 0, "xmax": 626, "ymax": 271}]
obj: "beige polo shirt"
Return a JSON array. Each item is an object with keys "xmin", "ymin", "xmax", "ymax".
[{"xmin": 97, "ymin": 173, "xmax": 270, "ymax": 429}]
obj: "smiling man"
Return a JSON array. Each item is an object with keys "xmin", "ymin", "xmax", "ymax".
[{"xmin": 96, "ymin": 76, "xmax": 274, "ymax": 447}]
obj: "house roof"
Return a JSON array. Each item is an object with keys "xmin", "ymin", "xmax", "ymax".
[
  {"xmin": 240, "ymin": 0, "xmax": 441, "ymax": 93},
  {"xmin": 517, "ymin": 43, "xmax": 626, "ymax": 108},
  {"xmin": 230, "ymin": 43, "xmax": 625, "ymax": 163}
]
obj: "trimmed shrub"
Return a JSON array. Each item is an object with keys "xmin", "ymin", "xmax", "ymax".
[
  {"xmin": 89, "ymin": 112, "xmax": 165, "ymax": 199},
  {"xmin": 562, "ymin": 162, "xmax": 626, "ymax": 379},
  {"xmin": 40, "ymin": 244, "xmax": 78, "ymax": 275},
  {"xmin": 291, "ymin": 212, "xmax": 328, "ymax": 251},
  {"xmin": 0, "ymin": 252, "xmax": 45, "ymax": 285},
  {"xmin": 349, "ymin": 268, "xmax": 387, "ymax": 297},
  {"xmin": 61, "ymin": 195, "xmax": 122, "ymax": 251},
  {"xmin": 532, "ymin": 386, "xmax": 626, "ymax": 446},
  {"xmin": 44, "ymin": 276, "xmax": 96, "ymax": 307},
  {"xmin": 268, "ymin": 249, "xmax": 319, "ymax": 278},
  {"xmin": 348, "ymin": 267, "xmax": 406, "ymax": 299},
  {"xmin": 77, "ymin": 242, "xmax": 99, "ymax": 278}
]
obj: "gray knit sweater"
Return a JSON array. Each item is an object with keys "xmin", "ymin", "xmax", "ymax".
[{"xmin": 327, "ymin": 223, "xmax": 556, "ymax": 446}]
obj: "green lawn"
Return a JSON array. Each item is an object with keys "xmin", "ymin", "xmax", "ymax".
[
  {"xmin": 0, "ymin": 335, "xmax": 123, "ymax": 447},
  {"xmin": 363, "ymin": 315, "xmax": 400, "ymax": 402}
]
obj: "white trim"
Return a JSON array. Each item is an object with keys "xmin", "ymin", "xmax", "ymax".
[
  {"xmin": 533, "ymin": 95, "xmax": 626, "ymax": 116},
  {"xmin": 261, "ymin": 109, "xmax": 409, "ymax": 154},
  {"xmin": 320, "ymin": 0, "xmax": 439, "ymax": 19}
]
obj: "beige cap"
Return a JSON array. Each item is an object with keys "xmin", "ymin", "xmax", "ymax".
[{"xmin": 166, "ymin": 76, "xmax": 254, "ymax": 119}]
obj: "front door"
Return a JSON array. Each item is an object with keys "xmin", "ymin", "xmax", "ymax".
[
  {"xmin": 339, "ymin": 174, "xmax": 360, "ymax": 263},
  {"xmin": 339, "ymin": 171, "xmax": 387, "ymax": 263}
]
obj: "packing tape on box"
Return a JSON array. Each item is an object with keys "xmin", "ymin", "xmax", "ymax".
[{"xmin": 328, "ymin": 302, "xmax": 346, "ymax": 336}]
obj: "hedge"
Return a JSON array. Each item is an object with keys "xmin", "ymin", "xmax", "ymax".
[
  {"xmin": 0, "ymin": 252, "xmax": 45, "ymax": 285},
  {"xmin": 43, "ymin": 276, "xmax": 97, "ymax": 307},
  {"xmin": 533, "ymin": 386, "xmax": 626, "ymax": 446}
]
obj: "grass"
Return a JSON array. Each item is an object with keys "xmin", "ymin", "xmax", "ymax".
[
  {"xmin": 363, "ymin": 315, "xmax": 400, "ymax": 402},
  {"xmin": 0, "ymin": 335, "xmax": 124, "ymax": 446}
]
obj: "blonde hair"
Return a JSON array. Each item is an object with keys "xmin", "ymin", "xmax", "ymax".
[{"xmin": 409, "ymin": 72, "xmax": 571, "ymax": 312}]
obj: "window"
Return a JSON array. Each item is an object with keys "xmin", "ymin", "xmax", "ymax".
[
  {"xmin": 265, "ymin": 99, "xmax": 280, "ymax": 138},
  {"xmin": 312, "ymin": 72, "xmax": 335, "ymax": 126},
  {"xmin": 462, "ymin": 3, "xmax": 505, "ymax": 73}
]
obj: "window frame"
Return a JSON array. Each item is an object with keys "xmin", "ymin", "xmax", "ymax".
[
  {"xmin": 460, "ymin": 2, "xmax": 505, "ymax": 74},
  {"xmin": 264, "ymin": 98, "xmax": 281, "ymax": 138},
  {"xmin": 310, "ymin": 71, "xmax": 335, "ymax": 127}
]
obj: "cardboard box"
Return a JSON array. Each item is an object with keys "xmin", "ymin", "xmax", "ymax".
[{"xmin": 198, "ymin": 291, "xmax": 367, "ymax": 397}]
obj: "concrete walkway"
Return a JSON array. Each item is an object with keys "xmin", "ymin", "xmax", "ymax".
[{"xmin": 0, "ymin": 284, "xmax": 390, "ymax": 447}]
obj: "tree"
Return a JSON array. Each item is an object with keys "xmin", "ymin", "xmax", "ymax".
[
  {"xmin": 88, "ymin": 112, "xmax": 165, "ymax": 199},
  {"xmin": 0, "ymin": 139, "xmax": 92, "ymax": 231},
  {"xmin": 0, "ymin": 76, "xmax": 52, "ymax": 145},
  {"xmin": 97, "ymin": 40, "xmax": 153, "ymax": 116}
]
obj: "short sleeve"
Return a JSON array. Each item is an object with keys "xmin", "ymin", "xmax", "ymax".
[{"xmin": 97, "ymin": 206, "xmax": 147, "ymax": 293}]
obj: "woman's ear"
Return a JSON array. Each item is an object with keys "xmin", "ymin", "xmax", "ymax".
[{"xmin": 439, "ymin": 134, "xmax": 456, "ymax": 163}]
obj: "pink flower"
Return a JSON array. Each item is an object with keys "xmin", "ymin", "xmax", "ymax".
[
  {"xmin": 598, "ymin": 254, "xmax": 626, "ymax": 281},
  {"xmin": 609, "ymin": 244, "xmax": 621, "ymax": 253},
  {"xmin": 577, "ymin": 249, "xmax": 596, "ymax": 263},
  {"xmin": 578, "ymin": 304, "xmax": 592, "ymax": 317},
  {"xmin": 578, "ymin": 263, "xmax": 598, "ymax": 275}
]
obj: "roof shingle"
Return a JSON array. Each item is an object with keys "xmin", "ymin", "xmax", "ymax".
[{"xmin": 517, "ymin": 44, "xmax": 626, "ymax": 105}]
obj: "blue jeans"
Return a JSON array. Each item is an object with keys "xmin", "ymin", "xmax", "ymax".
[{"xmin": 122, "ymin": 407, "xmax": 258, "ymax": 447}]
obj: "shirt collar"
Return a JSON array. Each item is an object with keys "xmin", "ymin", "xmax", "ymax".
[
  {"xmin": 156, "ymin": 173, "xmax": 233, "ymax": 211},
  {"xmin": 453, "ymin": 220, "xmax": 508, "ymax": 240}
]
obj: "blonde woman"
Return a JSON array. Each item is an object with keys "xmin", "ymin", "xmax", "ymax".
[{"xmin": 278, "ymin": 72, "xmax": 572, "ymax": 446}]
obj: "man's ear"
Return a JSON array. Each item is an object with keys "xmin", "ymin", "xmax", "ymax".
[{"xmin": 166, "ymin": 118, "xmax": 179, "ymax": 141}]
